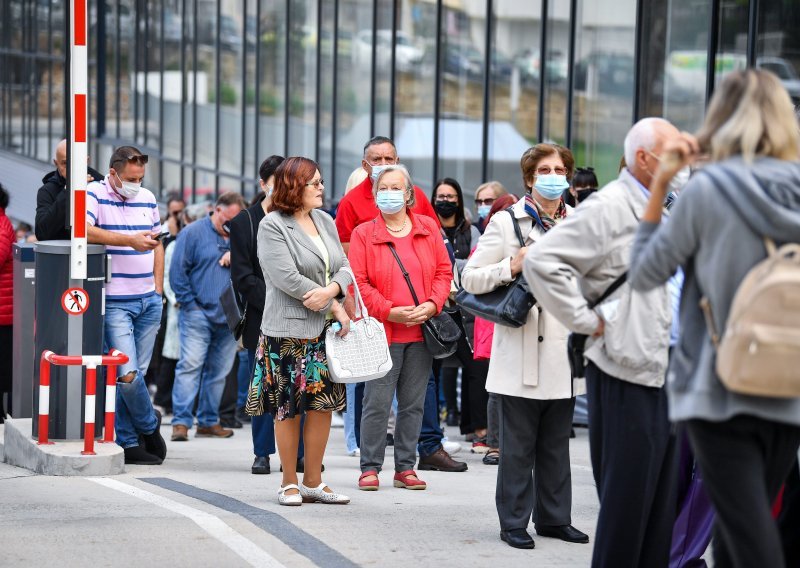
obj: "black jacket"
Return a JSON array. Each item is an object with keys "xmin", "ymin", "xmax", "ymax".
[
  {"xmin": 35, "ymin": 167, "xmax": 104, "ymax": 241},
  {"xmin": 230, "ymin": 203, "xmax": 266, "ymax": 351}
]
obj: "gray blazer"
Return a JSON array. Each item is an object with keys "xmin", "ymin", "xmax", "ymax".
[{"xmin": 258, "ymin": 208, "xmax": 352, "ymax": 339}]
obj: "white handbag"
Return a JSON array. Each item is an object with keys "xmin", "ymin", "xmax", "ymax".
[{"xmin": 326, "ymin": 269, "xmax": 393, "ymax": 383}]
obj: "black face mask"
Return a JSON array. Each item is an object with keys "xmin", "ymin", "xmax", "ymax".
[
  {"xmin": 435, "ymin": 201, "xmax": 459, "ymax": 218},
  {"xmin": 576, "ymin": 188, "xmax": 597, "ymax": 203}
]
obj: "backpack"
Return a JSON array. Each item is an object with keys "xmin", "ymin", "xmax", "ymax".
[{"xmin": 700, "ymin": 238, "xmax": 800, "ymax": 398}]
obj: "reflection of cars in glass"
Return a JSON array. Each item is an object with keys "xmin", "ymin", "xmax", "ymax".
[
  {"xmin": 757, "ymin": 57, "xmax": 800, "ymax": 103},
  {"xmin": 514, "ymin": 49, "xmax": 568, "ymax": 86},
  {"xmin": 574, "ymin": 52, "xmax": 634, "ymax": 97},
  {"xmin": 354, "ymin": 30, "xmax": 424, "ymax": 73},
  {"xmin": 443, "ymin": 45, "xmax": 513, "ymax": 83}
]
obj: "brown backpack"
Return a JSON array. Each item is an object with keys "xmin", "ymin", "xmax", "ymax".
[{"xmin": 701, "ymin": 238, "xmax": 800, "ymax": 398}]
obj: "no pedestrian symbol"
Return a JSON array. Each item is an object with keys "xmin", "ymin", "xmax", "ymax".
[{"xmin": 61, "ymin": 287, "xmax": 90, "ymax": 316}]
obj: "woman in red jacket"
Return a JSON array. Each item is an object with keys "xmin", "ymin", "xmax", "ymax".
[
  {"xmin": 0, "ymin": 183, "xmax": 14, "ymax": 423},
  {"xmin": 349, "ymin": 165, "xmax": 452, "ymax": 491}
]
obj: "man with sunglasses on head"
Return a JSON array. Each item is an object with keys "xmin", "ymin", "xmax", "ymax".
[{"xmin": 86, "ymin": 145, "xmax": 167, "ymax": 465}]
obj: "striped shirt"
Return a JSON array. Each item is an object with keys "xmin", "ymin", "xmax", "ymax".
[{"xmin": 86, "ymin": 177, "xmax": 161, "ymax": 300}]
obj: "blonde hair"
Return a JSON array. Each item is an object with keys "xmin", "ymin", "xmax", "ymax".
[
  {"xmin": 345, "ymin": 167, "xmax": 368, "ymax": 193},
  {"xmin": 475, "ymin": 181, "xmax": 508, "ymax": 200},
  {"xmin": 373, "ymin": 164, "xmax": 416, "ymax": 207},
  {"xmin": 697, "ymin": 69, "xmax": 800, "ymax": 162}
]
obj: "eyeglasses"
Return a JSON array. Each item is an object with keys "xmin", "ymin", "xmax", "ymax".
[
  {"xmin": 305, "ymin": 179, "xmax": 324, "ymax": 188},
  {"xmin": 124, "ymin": 154, "xmax": 149, "ymax": 165},
  {"xmin": 436, "ymin": 194, "xmax": 458, "ymax": 202},
  {"xmin": 536, "ymin": 166, "xmax": 567, "ymax": 175},
  {"xmin": 474, "ymin": 197, "xmax": 495, "ymax": 206}
]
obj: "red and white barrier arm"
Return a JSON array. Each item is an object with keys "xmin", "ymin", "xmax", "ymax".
[{"xmin": 69, "ymin": 0, "xmax": 89, "ymax": 280}]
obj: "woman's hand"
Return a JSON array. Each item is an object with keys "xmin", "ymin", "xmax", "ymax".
[
  {"xmin": 406, "ymin": 301, "xmax": 438, "ymax": 326},
  {"xmin": 218, "ymin": 251, "xmax": 231, "ymax": 267},
  {"xmin": 510, "ymin": 246, "xmax": 528, "ymax": 276},
  {"xmin": 653, "ymin": 132, "xmax": 701, "ymax": 196},
  {"xmin": 303, "ymin": 283, "xmax": 338, "ymax": 311},
  {"xmin": 387, "ymin": 306, "xmax": 418, "ymax": 324},
  {"xmin": 331, "ymin": 301, "xmax": 350, "ymax": 337}
]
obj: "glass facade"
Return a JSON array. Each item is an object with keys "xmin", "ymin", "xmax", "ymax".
[{"xmin": 2, "ymin": 0, "xmax": 798, "ymax": 204}]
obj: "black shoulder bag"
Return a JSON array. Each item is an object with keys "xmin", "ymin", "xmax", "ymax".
[
  {"xmin": 220, "ymin": 209, "xmax": 254, "ymax": 340},
  {"xmin": 387, "ymin": 243, "xmax": 461, "ymax": 359},
  {"xmin": 567, "ymin": 272, "xmax": 628, "ymax": 378},
  {"xmin": 455, "ymin": 209, "xmax": 536, "ymax": 328}
]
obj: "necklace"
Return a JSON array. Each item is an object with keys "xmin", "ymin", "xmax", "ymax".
[{"xmin": 385, "ymin": 217, "xmax": 408, "ymax": 233}]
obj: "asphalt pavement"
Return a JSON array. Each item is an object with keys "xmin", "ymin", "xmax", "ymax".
[{"xmin": 0, "ymin": 419, "xmax": 598, "ymax": 567}]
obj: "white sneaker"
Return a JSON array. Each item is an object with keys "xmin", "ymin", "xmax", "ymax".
[
  {"xmin": 348, "ymin": 448, "xmax": 360, "ymax": 457},
  {"xmin": 442, "ymin": 441, "xmax": 462, "ymax": 455},
  {"xmin": 299, "ymin": 483, "xmax": 350, "ymax": 504},
  {"xmin": 278, "ymin": 484, "xmax": 302, "ymax": 506}
]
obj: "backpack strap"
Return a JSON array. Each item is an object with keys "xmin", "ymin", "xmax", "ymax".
[{"xmin": 764, "ymin": 237, "xmax": 777, "ymax": 257}]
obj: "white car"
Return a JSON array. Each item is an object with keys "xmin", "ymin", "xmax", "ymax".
[{"xmin": 355, "ymin": 30, "xmax": 424, "ymax": 73}]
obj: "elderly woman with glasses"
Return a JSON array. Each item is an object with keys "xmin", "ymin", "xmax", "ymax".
[
  {"xmin": 473, "ymin": 181, "xmax": 508, "ymax": 233},
  {"xmin": 348, "ymin": 165, "xmax": 453, "ymax": 492},
  {"xmin": 461, "ymin": 143, "xmax": 588, "ymax": 549}
]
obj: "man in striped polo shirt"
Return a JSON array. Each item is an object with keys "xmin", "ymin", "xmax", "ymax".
[{"xmin": 87, "ymin": 145, "xmax": 167, "ymax": 466}]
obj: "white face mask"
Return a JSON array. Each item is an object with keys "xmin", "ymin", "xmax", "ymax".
[
  {"xmin": 370, "ymin": 164, "xmax": 389, "ymax": 181},
  {"xmin": 669, "ymin": 166, "xmax": 691, "ymax": 195},
  {"xmin": 115, "ymin": 173, "xmax": 141, "ymax": 198}
]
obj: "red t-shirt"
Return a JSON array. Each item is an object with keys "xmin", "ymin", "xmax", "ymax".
[
  {"xmin": 387, "ymin": 233, "xmax": 425, "ymax": 344},
  {"xmin": 335, "ymin": 176, "xmax": 439, "ymax": 244}
]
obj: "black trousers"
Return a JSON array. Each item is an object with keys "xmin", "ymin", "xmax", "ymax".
[
  {"xmin": 779, "ymin": 458, "xmax": 800, "ymax": 567},
  {"xmin": 0, "ymin": 326, "xmax": 11, "ymax": 420},
  {"xmin": 218, "ymin": 351, "xmax": 239, "ymax": 422},
  {"xmin": 687, "ymin": 416, "xmax": 800, "ymax": 568},
  {"xmin": 585, "ymin": 362, "xmax": 677, "ymax": 568},
  {"xmin": 154, "ymin": 357, "xmax": 177, "ymax": 411},
  {"xmin": 496, "ymin": 394, "xmax": 575, "ymax": 530}
]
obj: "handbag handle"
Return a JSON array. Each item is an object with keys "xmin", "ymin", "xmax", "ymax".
[
  {"xmin": 506, "ymin": 208, "xmax": 526, "ymax": 248},
  {"xmin": 387, "ymin": 243, "xmax": 423, "ymax": 307},
  {"xmin": 342, "ymin": 266, "xmax": 370, "ymax": 320}
]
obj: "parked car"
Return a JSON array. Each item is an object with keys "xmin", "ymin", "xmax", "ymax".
[
  {"xmin": 514, "ymin": 48, "xmax": 568, "ymax": 87},
  {"xmin": 757, "ymin": 57, "xmax": 800, "ymax": 103},
  {"xmin": 574, "ymin": 51, "xmax": 635, "ymax": 97},
  {"xmin": 354, "ymin": 29, "xmax": 424, "ymax": 73}
]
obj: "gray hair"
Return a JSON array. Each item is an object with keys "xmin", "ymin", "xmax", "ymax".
[
  {"xmin": 372, "ymin": 164, "xmax": 416, "ymax": 208},
  {"xmin": 623, "ymin": 117, "xmax": 672, "ymax": 167},
  {"xmin": 183, "ymin": 203, "xmax": 211, "ymax": 223}
]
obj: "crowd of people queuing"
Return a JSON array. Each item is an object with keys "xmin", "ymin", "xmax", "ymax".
[{"xmin": 13, "ymin": 68, "xmax": 798, "ymax": 566}]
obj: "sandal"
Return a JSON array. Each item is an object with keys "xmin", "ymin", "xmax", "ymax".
[
  {"xmin": 359, "ymin": 470, "xmax": 380, "ymax": 491},
  {"xmin": 482, "ymin": 449, "xmax": 500, "ymax": 466},
  {"xmin": 393, "ymin": 469, "xmax": 427, "ymax": 490}
]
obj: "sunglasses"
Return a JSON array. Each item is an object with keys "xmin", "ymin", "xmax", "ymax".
[
  {"xmin": 475, "ymin": 198, "xmax": 495, "ymax": 206},
  {"xmin": 124, "ymin": 154, "xmax": 149, "ymax": 165}
]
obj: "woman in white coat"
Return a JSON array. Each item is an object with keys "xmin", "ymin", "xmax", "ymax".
[{"xmin": 461, "ymin": 143, "xmax": 588, "ymax": 550}]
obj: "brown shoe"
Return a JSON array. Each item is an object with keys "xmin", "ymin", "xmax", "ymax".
[
  {"xmin": 417, "ymin": 447, "xmax": 468, "ymax": 472},
  {"xmin": 196, "ymin": 424, "xmax": 234, "ymax": 438},
  {"xmin": 171, "ymin": 424, "xmax": 189, "ymax": 442}
]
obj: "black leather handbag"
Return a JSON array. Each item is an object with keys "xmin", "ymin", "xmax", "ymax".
[
  {"xmin": 387, "ymin": 243, "xmax": 461, "ymax": 359},
  {"xmin": 219, "ymin": 210, "xmax": 253, "ymax": 341},
  {"xmin": 568, "ymin": 272, "xmax": 628, "ymax": 378},
  {"xmin": 455, "ymin": 209, "xmax": 536, "ymax": 328}
]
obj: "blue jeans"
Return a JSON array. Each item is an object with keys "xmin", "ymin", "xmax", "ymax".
[
  {"xmin": 236, "ymin": 350, "xmax": 249, "ymax": 408},
  {"xmin": 105, "ymin": 295, "xmax": 162, "ymax": 449},
  {"xmin": 246, "ymin": 349, "xmax": 276, "ymax": 457},
  {"xmin": 172, "ymin": 308, "xmax": 238, "ymax": 428},
  {"xmin": 418, "ymin": 371, "xmax": 444, "ymax": 458},
  {"xmin": 343, "ymin": 383, "xmax": 359, "ymax": 452}
]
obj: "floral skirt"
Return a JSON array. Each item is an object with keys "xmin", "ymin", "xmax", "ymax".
[{"xmin": 248, "ymin": 327, "xmax": 345, "ymax": 421}]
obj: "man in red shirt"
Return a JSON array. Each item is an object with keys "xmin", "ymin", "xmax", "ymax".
[{"xmin": 336, "ymin": 135, "xmax": 438, "ymax": 254}]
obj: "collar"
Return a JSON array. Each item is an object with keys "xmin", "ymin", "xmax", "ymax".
[
  {"xmin": 356, "ymin": 175, "xmax": 375, "ymax": 200},
  {"xmin": 368, "ymin": 210, "xmax": 431, "ymax": 244},
  {"xmin": 102, "ymin": 176, "xmax": 127, "ymax": 201},
  {"xmin": 625, "ymin": 168, "xmax": 651, "ymax": 199}
]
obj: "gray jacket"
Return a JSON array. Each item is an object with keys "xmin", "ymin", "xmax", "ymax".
[
  {"xmin": 525, "ymin": 169, "xmax": 672, "ymax": 388},
  {"xmin": 629, "ymin": 157, "xmax": 800, "ymax": 427},
  {"xmin": 258, "ymin": 209, "xmax": 352, "ymax": 339}
]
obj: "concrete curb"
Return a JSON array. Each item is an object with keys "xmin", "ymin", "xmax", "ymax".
[{"xmin": 3, "ymin": 418, "xmax": 125, "ymax": 476}]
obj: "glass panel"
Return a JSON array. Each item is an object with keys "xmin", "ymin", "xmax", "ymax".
[
  {"xmin": 196, "ymin": 1, "xmax": 218, "ymax": 193},
  {"xmin": 242, "ymin": 0, "xmax": 259, "ymax": 185},
  {"xmin": 394, "ymin": 0, "xmax": 435, "ymax": 193},
  {"xmin": 544, "ymin": 2, "xmax": 571, "ymax": 145},
  {"xmin": 256, "ymin": 0, "xmax": 286, "ymax": 164},
  {"xmin": 217, "ymin": 1, "xmax": 245, "ymax": 178},
  {"xmin": 318, "ymin": 1, "xmax": 335, "ymax": 203},
  {"xmin": 714, "ymin": 1, "xmax": 748, "ymax": 88},
  {"xmin": 571, "ymin": 0, "xmax": 637, "ymax": 186},
  {"xmin": 287, "ymin": 0, "xmax": 318, "ymax": 158},
  {"xmin": 488, "ymin": 1, "xmax": 542, "ymax": 196},
  {"xmin": 334, "ymin": 0, "xmax": 375, "ymax": 198},
  {"xmin": 757, "ymin": 1, "xmax": 800, "ymax": 107},
  {"xmin": 437, "ymin": 1, "xmax": 487, "ymax": 197}
]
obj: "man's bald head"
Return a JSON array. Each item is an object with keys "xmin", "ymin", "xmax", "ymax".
[
  {"xmin": 54, "ymin": 139, "xmax": 68, "ymax": 179},
  {"xmin": 623, "ymin": 118, "xmax": 680, "ymax": 188}
]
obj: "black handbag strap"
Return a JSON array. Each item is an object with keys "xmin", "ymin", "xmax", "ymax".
[
  {"xmin": 387, "ymin": 243, "xmax": 422, "ymax": 307},
  {"xmin": 588, "ymin": 272, "xmax": 627, "ymax": 309},
  {"xmin": 506, "ymin": 208, "xmax": 526, "ymax": 248}
]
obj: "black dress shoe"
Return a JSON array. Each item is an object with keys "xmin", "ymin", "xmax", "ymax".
[
  {"xmin": 251, "ymin": 456, "xmax": 270, "ymax": 474},
  {"xmin": 220, "ymin": 417, "xmax": 243, "ymax": 429},
  {"xmin": 535, "ymin": 524, "xmax": 589, "ymax": 544},
  {"xmin": 142, "ymin": 409, "xmax": 167, "ymax": 460},
  {"xmin": 124, "ymin": 445, "xmax": 163, "ymax": 465},
  {"xmin": 500, "ymin": 529, "xmax": 535, "ymax": 549}
]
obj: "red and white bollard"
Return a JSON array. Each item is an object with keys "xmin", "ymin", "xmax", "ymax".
[
  {"xmin": 101, "ymin": 350, "xmax": 121, "ymax": 444},
  {"xmin": 37, "ymin": 351, "xmax": 55, "ymax": 446}
]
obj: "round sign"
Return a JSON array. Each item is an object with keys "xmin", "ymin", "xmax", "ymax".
[{"xmin": 61, "ymin": 287, "xmax": 90, "ymax": 315}]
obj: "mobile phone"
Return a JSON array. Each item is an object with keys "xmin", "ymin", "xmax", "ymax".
[{"xmin": 152, "ymin": 232, "xmax": 168, "ymax": 242}]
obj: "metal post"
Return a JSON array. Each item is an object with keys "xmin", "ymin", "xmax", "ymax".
[
  {"xmin": 102, "ymin": 364, "xmax": 116, "ymax": 443},
  {"xmin": 746, "ymin": 0, "xmax": 759, "ymax": 67},
  {"xmin": 537, "ymin": 0, "xmax": 549, "ymax": 142},
  {"xmin": 82, "ymin": 366, "xmax": 97, "ymax": 455},
  {"xmin": 38, "ymin": 353, "xmax": 53, "ymax": 445},
  {"xmin": 69, "ymin": 0, "xmax": 88, "ymax": 280}
]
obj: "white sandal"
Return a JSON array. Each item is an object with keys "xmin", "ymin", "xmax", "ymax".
[
  {"xmin": 278, "ymin": 484, "xmax": 302, "ymax": 506},
  {"xmin": 300, "ymin": 482, "xmax": 350, "ymax": 504}
]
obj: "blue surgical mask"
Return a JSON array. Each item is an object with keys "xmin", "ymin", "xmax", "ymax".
[
  {"xmin": 534, "ymin": 174, "xmax": 569, "ymax": 200},
  {"xmin": 477, "ymin": 204, "xmax": 491, "ymax": 219},
  {"xmin": 370, "ymin": 164, "xmax": 389, "ymax": 181},
  {"xmin": 376, "ymin": 190, "xmax": 406, "ymax": 214}
]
